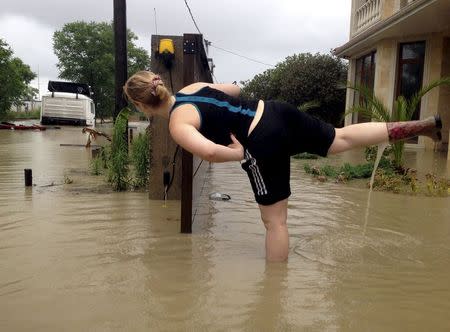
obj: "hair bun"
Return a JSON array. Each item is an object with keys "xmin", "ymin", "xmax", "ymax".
[{"xmin": 150, "ymin": 76, "xmax": 164, "ymax": 95}]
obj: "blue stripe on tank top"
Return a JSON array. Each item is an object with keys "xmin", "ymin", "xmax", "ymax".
[{"xmin": 174, "ymin": 96, "xmax": 256, "ymax": 117}]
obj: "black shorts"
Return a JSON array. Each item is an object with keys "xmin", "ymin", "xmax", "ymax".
[{"xmin": 241, "ymin": 101, "xmax": 336, "ymax": 206}]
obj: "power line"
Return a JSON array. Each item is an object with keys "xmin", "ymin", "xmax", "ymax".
[
  {"xmin": 211, "ymin": 71, "xmax": 220, "ymax": 83},
  {"xmin": 183, "ymin": 0, "xmax": 202, "ymax": 35},
  {"xmin": 208, "ymin": 43, "xmax": 275, "ymax": 68},
  {"xmin": 154, "ymin": 8, "xmax": 158, "ymax": 35},
  {"xmin": 182, "ymin": 1, "xmax": 274, "ymax": 74}
]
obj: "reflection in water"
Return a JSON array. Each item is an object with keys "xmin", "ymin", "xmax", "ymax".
[
  {"xmin": 245, "ymin": 263, "xmax": 287, "ymax": 331},
  {"xmin": 1, "ymin": 126, "xmax": 450, "ymax": 330}
]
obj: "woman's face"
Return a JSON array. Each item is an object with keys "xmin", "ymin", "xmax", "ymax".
[{"xmin": 134, "ymin": 101, "xmax": 154, "ymax": 116}]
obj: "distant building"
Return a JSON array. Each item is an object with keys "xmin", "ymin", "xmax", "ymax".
[
  {"xmin": 10, "ymin": 100, "xmax": 42, "ymax": 112},
  {"xmin": 335, "ymin": 0, "xmax": 450, "ymax": 152}
]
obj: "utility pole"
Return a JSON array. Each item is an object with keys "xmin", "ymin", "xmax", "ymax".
[
  {"xmin": 113, "ymin": 0, "xmax": 128, "ymax": 121},
  {"xmin": 37, "ymin": 65, "xmax": 40, "ymax": 100}
]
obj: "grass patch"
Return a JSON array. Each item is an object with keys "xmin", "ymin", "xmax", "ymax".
[
  {"xmin": 302, "ymin": 145, "xmax": 449, "ymax": 196},
  {"xmin": 292, "ymin": 152, "xmax": 319, "ymax": 160},
  {"xmin": 2, "ymin": 110, "xmax": 41, "ymax": 121},
  {"xmin": 130, "ymin": 130, "xmax": 151, "ymax": 188}
]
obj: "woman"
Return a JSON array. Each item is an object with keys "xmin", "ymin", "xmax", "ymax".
[{"xmin": 124, "ymin": 71, "xmax": 442, "ymax": 262}]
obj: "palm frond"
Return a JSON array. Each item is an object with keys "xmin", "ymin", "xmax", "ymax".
[
  {"xmin": 394, "ymin": 96, "xmax": 408, "ymax": 122},
  {"xmin": 347, "ymin": 83, "xmax": 391, "ymax": 122},
  {"xmin": 297, "ymin": 100, "xmax": 321, "ymax": 112},
  {"xmin": 408, "ymin": 76, "xmax": 450, "ymax": 119},
  {"xmin": 344, "ymin": 105, "xmax": 374, "ymax": 119}
]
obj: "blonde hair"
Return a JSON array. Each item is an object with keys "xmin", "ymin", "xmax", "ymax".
[{"xmin": 123, "ymin": 71, "xmax": 171, "ymax": 107}]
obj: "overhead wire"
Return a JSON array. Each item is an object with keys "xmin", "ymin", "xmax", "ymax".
[
  {"xmin": 183, "ymin": 0, "xmax": 274, "ymax": 70},
  {"xmin": 207, "ymin": 43, "xmax": 275, "ymax": 68},
  {"xmin": 183, "ymin": 0, "xmax": 202, "ymax": 35},
  {"xmin": 154, "ymin": 8, "xmax": 158, "ymax": 35}
]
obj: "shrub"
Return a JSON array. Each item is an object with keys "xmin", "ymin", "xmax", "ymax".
[
  {"xmin": 130, "ymin": 130, "xmax": 150, "ymax": 188},
  {"xmin": 107, "ymin": 108, "xmax": 130, "ymax": 191},
  {"xmin": 89, "ymin": 156, "xmax": 103, "ymax": 175}
]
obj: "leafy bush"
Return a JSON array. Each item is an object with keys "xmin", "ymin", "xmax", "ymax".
[
  {"xmin": 88, "ymin": 109, "xmax": 151, "ymax": 191},
  {"xmin": 304, "ymin": 162, "xmax": 374, "ymax": 182},
  {"xmin": 89, "ymin": 156, "xmax": 103, "ymax": 175},
  {"xmin": 107, "ymin": 108, "xmax": 130, "ymax": 191},
  {"xmin": 293, "ymin": 152, "xmax": 319, "ymax": 159},
  {"xmin": 130, "ymin": 130, "xmax": 151, "ymax": 188},
  {"xmin": 303, "ymin": 156, "xmax": 449, "ymax": 196},
  {"xmin": 241, "ymin": 53, "xmax": 347, "ymax": 126}
]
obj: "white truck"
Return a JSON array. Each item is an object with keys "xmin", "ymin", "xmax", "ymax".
[{"xmin": 40, "ymin": 81, "xmax": 95, "ymax": 126}]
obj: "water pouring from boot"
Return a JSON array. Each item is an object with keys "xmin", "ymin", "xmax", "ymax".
[{"xmin": 363, "ymin": 115, "xmax": 442, "ymax": 234}]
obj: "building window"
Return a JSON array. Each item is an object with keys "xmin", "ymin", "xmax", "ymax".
[
  {"xmin": 396, "ymin": 41, "xmax": 425, "ymax": 142},
  {"xmin": 354, "ymin": 51, "xmax": 376, "ymax": 123}
]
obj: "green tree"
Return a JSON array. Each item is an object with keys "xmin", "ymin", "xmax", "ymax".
[
  {"xmin": 53, "ymin": 21, "xmax": 150, "ymax": 120},
  {"xmin": 0, "ymin": 39, "xmax": 36, "ymax": 117},
  {"xmin": 241, "ymin": 53, "xmax": 347, "ymax": 126},
  {"xmin": 347, "ymin": 77, "xmax": 450, "ymax": 168}
]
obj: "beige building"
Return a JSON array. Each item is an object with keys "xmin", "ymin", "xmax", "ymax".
[{"xmin": 335, "ymin": 0, "xmax": 450, "ymax": 154}]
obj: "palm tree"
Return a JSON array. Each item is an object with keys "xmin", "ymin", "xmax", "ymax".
[{"xmin": 346, "ymin": 77, "xmax": 450, "ymax": 168}]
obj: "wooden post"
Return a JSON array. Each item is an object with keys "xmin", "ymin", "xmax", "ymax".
[
  {"xmin": 180, "ymin": 34, "xmax": 197, "ymax": 234},
  {"xmin": 129, "ymin": 128, "xmax": 133, "ymax": 144},
  {"xmin": 448, "ymin": 131, "xmax": 450, "ymax": 160},
  {"xmin": 180, "ymin": 150, "xmax": 193, "ymax": 233},
  {"xmin": 149, "ymin": 34, "xmax": 212, "ymax": 233},
  {"xmin": 113, "ymin": 0, "xmax": 128, "ymax": 145},
  {"xmin": 148, "ymin": 35, "xmax": 184, "ymax": 200},
  {"xmin": 24, "ymin": 169, "xmax": 32, "ymax": 187}
]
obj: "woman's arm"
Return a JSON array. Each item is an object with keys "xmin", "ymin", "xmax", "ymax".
[{"xmin": 169, "ymin": 122, "xmax": 244, "ymax": 162}]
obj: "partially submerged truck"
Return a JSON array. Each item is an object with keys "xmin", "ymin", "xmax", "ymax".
[{"xmin": 41, "ymin": 81, "xmax": 95, "ymax": 126}]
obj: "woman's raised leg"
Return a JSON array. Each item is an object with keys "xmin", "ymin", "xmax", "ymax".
[{"xmin": 327, "ymin": 115, "xmax": 441, "ymax": 155}]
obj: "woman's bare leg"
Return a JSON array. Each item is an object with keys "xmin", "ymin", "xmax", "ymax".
[
  {"xmin": 327, "ymin": 116, "xmax": 441, "ymax": 155},
  {"xmin": 259, "ymin": 199, "xmax": 289, "ymax": 262},
  {"xmin": 327, "ymin": 122, "xmax": 388, "ymax": 155}
]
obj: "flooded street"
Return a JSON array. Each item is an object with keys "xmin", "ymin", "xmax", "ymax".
[{"xmin": 1, "ymin": 124, "xmax": 450, "ymax": 331}]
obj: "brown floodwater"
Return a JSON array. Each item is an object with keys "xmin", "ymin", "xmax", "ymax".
[{"xmin": 1, "ymin": 123, "xmax": 450, "ymax": 331}]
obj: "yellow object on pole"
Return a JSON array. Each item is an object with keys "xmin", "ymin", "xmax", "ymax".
[
  {"xmin": 158, "ymin": 38, "xmax": 175, "ymax": 69},
  {"xmin": 159, "ymin": 39, "xmax": 175, "ymax": 55}
]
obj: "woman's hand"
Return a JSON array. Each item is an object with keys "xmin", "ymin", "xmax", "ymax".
[{"xmin": 228, "ymin": 134, "xmax": 244, "ymax": 161}]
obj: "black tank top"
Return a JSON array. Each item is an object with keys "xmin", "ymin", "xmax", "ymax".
[{"xmin": 170, "ymin": 86, "xmax": 259, "ymax": 146}]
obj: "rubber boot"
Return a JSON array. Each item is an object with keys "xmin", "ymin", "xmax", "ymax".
[{"xmin": 386, "ymin": 115, "xmax": 442, "ymax": 143}]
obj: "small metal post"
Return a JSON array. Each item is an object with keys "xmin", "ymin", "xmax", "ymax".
[
  {"xmin": 129, "ymin": 128, "xmax": 133, "ymax": 144},
  {"xmin": 92, "ymin": 147, "xmax": 100, "ymax": 159},
  {"xmin": 24, "ymin": 169, "xmax": 32, "ymax": 187}
]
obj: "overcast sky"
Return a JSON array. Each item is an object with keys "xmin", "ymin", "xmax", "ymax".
[{"xmin": 0, "ymin": 0, "xmax": 351, "ymax": 98}]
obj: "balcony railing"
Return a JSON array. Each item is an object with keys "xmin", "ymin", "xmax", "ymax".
[
  {"xmin": 354, "ymin": 0, "xmax": 382, "ymax": 35},
  {"xmin": 400, "ymin": 0, "xmax": 417, "ymax": 9}
]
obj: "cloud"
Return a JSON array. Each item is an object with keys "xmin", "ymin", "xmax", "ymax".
[
  {"xmin": 0, "ymin": 0, "xmax": 351, "ymax": 93},
  {"xmin": 0, "ymin": 14, "xmax": 59, "ymax": 96}
]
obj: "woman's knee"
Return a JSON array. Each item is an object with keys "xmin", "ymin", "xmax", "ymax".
[
  {"xmin": 261, "ymin": 215, "xmax": 287, "ymax": 231},
  {"xmin": 258, "ymin": 199, "xmax": 288, "ymax": 230}
]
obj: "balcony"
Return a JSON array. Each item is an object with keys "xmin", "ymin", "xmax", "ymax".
[
  {"xmin": 400, "ymin": 0, "xmax": 418, "ymax": 8},
  {"xmin": 353, "ymin": 0, "xmax": 420, "ymax": 36},
  {"xmin": 354, "ymin": 0, "xmax": 382, "ymax": 35},
  {"xmin": 336, "ymin": 0, "xmax": 447, "ymax": 59}
]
